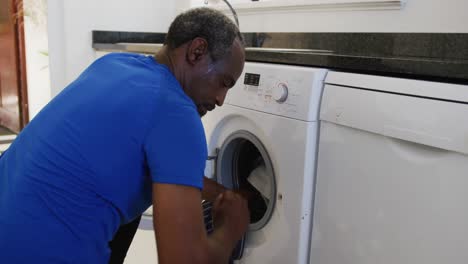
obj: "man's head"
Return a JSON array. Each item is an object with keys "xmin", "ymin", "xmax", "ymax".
[{"xmin": 163, "ymin": 8, "xmax": 245, "ymax": 116}]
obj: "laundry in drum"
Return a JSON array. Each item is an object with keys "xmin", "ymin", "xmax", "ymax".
[
  {"xmin": 242, "ymin": 158, "xmax": 271, "ymax": 224},
  {"xmin": 246, "ymin": 162, "xmax": 271, "ymax": 203}
]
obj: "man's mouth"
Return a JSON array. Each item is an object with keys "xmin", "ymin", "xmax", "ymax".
[
  {"xmin": 198, "ymin": 104, "xmax": 214, "ymax": 117},
  {"xmin": 205, "ymin": 104, "xmax": 215, "ymax": 111}
]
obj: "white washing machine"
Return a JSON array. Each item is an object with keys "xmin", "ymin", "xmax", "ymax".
[{"xmin": 203, "ymin": 62, "xmax": 327, "ymax": 264}]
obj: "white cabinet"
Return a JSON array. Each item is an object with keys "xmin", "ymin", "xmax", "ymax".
[{"xmin": 311, "ymin": 72, "xmax": 468, "ymax": 264}]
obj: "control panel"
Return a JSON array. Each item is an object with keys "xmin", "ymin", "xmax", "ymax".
[{"xmin": 225, "ymin": 62, "xmax": 327, "ymax": 121}]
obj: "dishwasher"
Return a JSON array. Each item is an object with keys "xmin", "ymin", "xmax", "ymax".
[{"xmin": 310, "ymin": 72, "xmax": 468, "ymax": 264}]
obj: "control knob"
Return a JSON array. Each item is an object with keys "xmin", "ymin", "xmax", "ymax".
[{"xmin": 273, "ymin": 83, "xmax": 288, "ymax": 103}]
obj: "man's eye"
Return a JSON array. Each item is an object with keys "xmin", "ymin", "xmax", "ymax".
[{"xmin": 224, "ymin": 79, "xmax": 234, "ymax": 88}]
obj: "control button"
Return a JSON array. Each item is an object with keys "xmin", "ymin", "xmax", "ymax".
[{"xmin": 273, "ymin": 83, "xmax": 288, "ymax": 103}]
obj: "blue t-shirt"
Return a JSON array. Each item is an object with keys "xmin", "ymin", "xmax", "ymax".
[{"xmin": 0, "ymin": 53, "xmax": 207, "ymax": 263}]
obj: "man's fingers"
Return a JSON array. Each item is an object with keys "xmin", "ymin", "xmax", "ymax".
[
  {"xmin": 213, "ymin": 192, "xmax": 224, "ymax": 209},
  {"xmin": 223, "ymin": 190, "xmax": 235, "ymax": 200},
  {"xmin": 214, "ymin": 190, "xmax": 249, "ymax": 210}
]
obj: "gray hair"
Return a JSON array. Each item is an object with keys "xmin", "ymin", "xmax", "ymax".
[{"xmin": 165, "ymin": 7, "xmax": 244, "ymax": 61}]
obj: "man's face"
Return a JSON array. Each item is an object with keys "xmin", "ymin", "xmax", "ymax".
[{"xmin": 187, "ymin": 39, "xmax": 245, "ymax": 117}]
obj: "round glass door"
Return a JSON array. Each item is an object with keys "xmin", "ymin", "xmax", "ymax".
[{"xmin": 216, "ymin": 130, "xmax": 276, "ymax": 231}]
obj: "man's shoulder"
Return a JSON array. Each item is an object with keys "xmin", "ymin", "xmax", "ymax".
[
  {"xmin": 86, "ymin": 53, "xmax": 173, "ymax": 91},
  {"xmin": 97, "ymin": 52, "xmax": 143, "ymax": 62},
  {"xmin": 91, "ymin": 53, "xmax": 159, "ymax": 75}
]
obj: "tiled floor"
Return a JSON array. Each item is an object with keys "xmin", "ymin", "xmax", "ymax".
[
  {"xmin": 0, "ymin": 126, "xmax": 16, "ymax": 154},
  {"xmin": 0, "ymin": 126, "xmax": 13, "ymax": 135},
  {"xmin": 124, "ymin": 228, "xmax": 158, "ymax": 264}
]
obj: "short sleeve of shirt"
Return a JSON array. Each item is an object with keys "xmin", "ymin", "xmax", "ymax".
[{"xmin": 143, "ymin": 103, "xmax": 207, "ymax": 190}]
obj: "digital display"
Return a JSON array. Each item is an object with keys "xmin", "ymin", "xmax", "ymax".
[{"xmin": 244, "ymin": 73, "xmax": 260, "ymax": 86}]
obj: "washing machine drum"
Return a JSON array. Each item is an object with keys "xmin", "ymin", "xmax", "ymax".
[
  {"xmin": 202, "ymin": 160, "xmax": 273, "ymax": 261},
  {"xmin": 215, "ymin": 130, "xmax": 276, "ymax": 230},
  {"xmin": 204, "ymin": 131, "xmax": 276, "ymax": 261}
]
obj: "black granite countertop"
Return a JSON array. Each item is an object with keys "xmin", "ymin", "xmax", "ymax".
[{"xmin": 93, "ymin": 31, "xmax": 468, "ymax": 84}]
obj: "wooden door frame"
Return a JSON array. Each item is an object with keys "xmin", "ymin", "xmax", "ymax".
[
  {"xmin": 0, "ymin": 0, "xmax": 28, "ymax": 133},
  {"xmin": 13, "ymin": 0, "xmax": 29, "ymax": 131}
]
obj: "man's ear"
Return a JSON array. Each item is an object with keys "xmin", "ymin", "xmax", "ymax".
[{"xmin": 186, "ymin": 37, "xmax": 209, "ymax": 65}]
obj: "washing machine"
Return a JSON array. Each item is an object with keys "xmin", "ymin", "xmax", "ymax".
[{"xmin": 202, "ymin": 61, "xmax": 327, "ymax": 264}]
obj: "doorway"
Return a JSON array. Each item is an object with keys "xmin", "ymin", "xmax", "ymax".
[{"xmin": 0, "ymin": 0, "xmax": 28, "ymax": 134}]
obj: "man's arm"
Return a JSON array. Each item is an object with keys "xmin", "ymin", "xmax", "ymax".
[{"xmin": 152, "ymin": 183, "xmax": 249, "ymax": 264}]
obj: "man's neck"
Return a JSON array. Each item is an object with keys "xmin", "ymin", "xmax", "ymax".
[{"xmin": 154, "ymin": 46, "xmax": 188, "ymax": 90}]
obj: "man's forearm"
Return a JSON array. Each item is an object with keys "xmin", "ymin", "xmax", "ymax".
[{"xmin": 202, "ymin": 177, "xmax": 226, "ymax": 202}]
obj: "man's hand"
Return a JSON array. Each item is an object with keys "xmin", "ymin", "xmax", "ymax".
[
  {"xmin": 212, "ymin": 190, "xmax": 250, "ymax": 244},
  {"xmin": 202, "ymin": 177, "xmax": 226, "ymax": 202},
  {"xmin": 153, "ymin": 184, "xmax": 249, "ymax": 264},
  {"xmin": 202, "ymin": 176, "xmax": 255, "ymax": 202}
]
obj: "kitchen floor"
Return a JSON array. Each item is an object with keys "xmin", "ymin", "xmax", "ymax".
[
  {"xmin": 125, "ymin": 228, "xmax": 158, "ymax": 264},
  {"xmin": 0, "ymin": 126, "xmax": 16, "ymax": 154}
]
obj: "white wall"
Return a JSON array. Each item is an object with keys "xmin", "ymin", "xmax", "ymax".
[
  {"xmin": 47, "ymin": 0, "xmax": 468, "ymax": 95},
  {"xmin": 192, "ymin": 0, "xmax": 468, "ymax": 33},
  {"xmin": 48, "ymin": 0, "xmax": 179, "ymax": 96},
  {"xmin": 24, "ymin": 0, "xmax": 51, "ymax": 119}
]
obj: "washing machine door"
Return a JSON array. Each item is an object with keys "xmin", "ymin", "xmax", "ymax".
[
  {"xmin": 203, "ymin": 104, "xmax": 318, "ymax": 264},
  {"xmin": 207, "ymin": 129, "xmax": 278, "ymax": 263},
  {"xmin": 205, "ymin": 126, "xmax": 278, "ymax": 261},
  {"xmin": 212, "ymin": 130, "xmax": 277, "ymax": 230}
]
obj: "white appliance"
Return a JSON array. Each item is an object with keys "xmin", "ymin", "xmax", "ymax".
[
  {"xmin": 203, "ymin": 62, "xmax": 327, "ymax": 263},
  {"xmin": 311, "ymin": 72, "xmax": 468, "ymax": 264}
]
